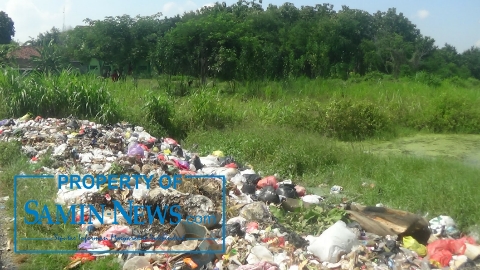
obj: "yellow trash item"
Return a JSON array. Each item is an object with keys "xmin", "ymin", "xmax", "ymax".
[
  {"xmin": 164, "ymin": 149, "xmax": 171, "ymax": 155},
  {"xmin": 212, "ymin": 150, "xmax": 224, "ymax": 157},
  {"xmin": 125, "ymin": 131, "xmax": 131, "ymax": 139},
  {"xmin": 19, "ymin": 113, "xmax": 32, "ymax": 121},
  {"xmin": 403, "ymin": 236, "xmax": 427, "ymax": 256},
  {"xmin": 152, "ymin": 146, "xmax": 159, "ymax": 153}
]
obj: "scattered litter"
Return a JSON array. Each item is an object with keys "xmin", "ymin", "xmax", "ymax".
[{"xmin": 1, "ymin": 116, "xmax": 479, "ymax": 270}]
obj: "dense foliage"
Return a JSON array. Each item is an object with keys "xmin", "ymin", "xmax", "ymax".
[{"xmin": 23, "ymin": 1, "xmax": 480, "ymax": 81}]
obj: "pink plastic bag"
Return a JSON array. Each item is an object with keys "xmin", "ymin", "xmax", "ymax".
[
  {"xmin": 173, "ymin": 159, "xmax": 190, "ymax": 170},
  {"xmin": 101, "ymin": 225, "xmax": 132, "ymax": 239},
  {"xmin": 164, "ymin": 138, "xmax": 178, "ymax": 145},
  {"xmin": 257, "ymin": 176, "xmax": 278, "ymax": 189},
  {"xmin": 246, "ymin": 222, "xmax": 259, "ymax": 233},
  {"xmin": 295, "ymin": 185, "xmax": 306, "ymax": 196}
]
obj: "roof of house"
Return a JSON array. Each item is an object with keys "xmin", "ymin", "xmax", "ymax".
[{"xmin": 8, "ymin": 46, "xmax": 41, "ymax": 60}]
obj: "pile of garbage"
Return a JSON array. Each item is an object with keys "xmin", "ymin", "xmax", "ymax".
[{"xmin": 1, "ymin": 114, "xmax": 480, "ymax": 270}]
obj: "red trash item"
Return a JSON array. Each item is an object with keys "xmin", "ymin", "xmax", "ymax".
[
  {"xmin": 139, "ymin": 144, "xmax": 149, "ymax": 151},
  {"xmin": 148, "ymin": 137, "xmax": 157, "ymax": 143},
  {"xmin": 158, "ymin": 154, "xmax": 166, "ymax": 161},
  {"xmin": 295, "ymin": 185, "xmax": 306, "ymax": 196},
  {"xmin": 173, "ymin": 159, "xmax": 190, "ymax": 170},
  {"xmin": 35, "ymin": 116, "xmax": 42, "ymax": 121},
  {"xmin": 164, "ymin": 138, "xmax": 178, "ymax": 145},
  {"xmin": 429, "ymin": 249, "xmax": 452, "ymax": 268},
  {"xmin": 449, "ymin": 237, "xmax": 476, "ymax": 255},
  {"xmin": 75, "ymin": 214, "xmax": 89, "ymax": 223},
  {"xmin": 70, "ymin": 252, "xmax": 96, "ymax": 262},
  {"xmin": 257, "ymin": 176, "xmax": 278, "ymax": 189},
  {"xmin": 246, "ymin": 222, "xmax": 259, "ymax": 233},
  {"xmin": 225, "ymin": 163, "xmax": 237, "ymax": 168},
  {"xmin": 99, "ymin": 240, "xmax": 114, "ymax": 248}
]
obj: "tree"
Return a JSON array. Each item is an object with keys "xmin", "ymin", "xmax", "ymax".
[
  {"xmin": 0, "ymin": 11, "xmax": 15, "ymax": 44},
  {"xmin": 32, "ymin": 39, "xmax": 70, "ymax": 73},
  {"xmin": 26, "ymin": 27, "xmax": 64, "ymax": 47}
]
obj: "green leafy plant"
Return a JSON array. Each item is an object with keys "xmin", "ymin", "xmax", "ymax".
[{"xmin": 269, "ymin": 203, "xmax": 349, "ymax": 236}]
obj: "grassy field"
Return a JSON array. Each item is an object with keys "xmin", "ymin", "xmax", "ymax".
[{"xmin": 1, "ymin": 69, "xmax": 480, "ymax": 268}]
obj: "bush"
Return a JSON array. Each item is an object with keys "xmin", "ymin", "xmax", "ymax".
[
  {"xmin": 363, "ymin": 71, "xmax": 384, "ymax": 82},
  {"xmin": 445, "ymin": 76, "xmax": 467, "ymax": 88},
  {"xmin": 415, "ymin": 71, "xmax": 442, "ymax": 87},
  {"xmin": 176, "ymin": 88, "xmax": 240, "ymax": 131},
  {"xmin": 143, "ymin": 91, "xmax": 175, "ymax": 135},
  {"xmin": 425, "ymin": 92, "xmax": 480, "ymax": 133},
  {"xmin": 323, "ymin": 99, "xmax": 391, "ymax": 141}
]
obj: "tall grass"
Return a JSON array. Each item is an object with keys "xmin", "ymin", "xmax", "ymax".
[
  {"xmin": 2, "ymin": 69, "xmax": 480, "ymax": 141},
  {"xmin": 0, "ymin": 68, "xmax": 119, "ymax": 123}
]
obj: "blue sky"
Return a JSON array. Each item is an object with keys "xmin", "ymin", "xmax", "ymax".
[{"xmin": 1, "ymin": 0, "xmax": 479, "ymax": 53}]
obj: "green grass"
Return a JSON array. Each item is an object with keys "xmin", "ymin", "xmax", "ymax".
[{"xmin": 1, "ymin": 70, "xmax": 480, "ymax": 268}]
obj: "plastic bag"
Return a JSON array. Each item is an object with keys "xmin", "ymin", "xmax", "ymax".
[
  {"xmin": 164, "ymin": 137, "xmax": 178, "ymax": 146},
  {"xmin": 219, "ymin": 156, "xmax": 235, "ymax": 166},
  {"xmin": 403, "ymin": 236, "xmax": 427, "ymax": 256},
  {"xmin": 295, "ymin": 185, "xmax": 306, "ymax": 196},
  {"xmin": 191, "ymin": 155, "xmax": 204, "ymax": 170},
  {"xmin": 276, "ymin": 184, "xmax": 298, "ymax": 199},
  {"xmin": 241, "ymin": 182, "xmax": 256, "ymax": 195},
  {"xmin": 257, "ymin": 176, "xmax": 278, "ymax": 189},
  {"xmin": 257, "ymin": 186, "xmax": 280, "ymax": 204},
  {"xmin": 429, "ymin": 215, "xmax": 459, "ymax": 237},
  {"xmin": 173, "ymin": 159, "xmax": 190, "ymax": 170},
  {"xmin": 212, "ymin": 150, "xmax": 224, "ymax": 157},
  {"xmin": 127, "ymin": 143, "xmax": 144, "ymax": 157},
  {"xmin": 226, "ymin": 223, "xmax": 244, "ymax": 237},
  {"xmin": 306, "ymin": 220, "xmax": 358, "ymax": 263},
  {"xmin": 429, "ymin": 249, "xmax": 452, "ymax": 268},
  {"xmin": 244, "ymin": 174, "xmax": 261, "ymax": 185}
]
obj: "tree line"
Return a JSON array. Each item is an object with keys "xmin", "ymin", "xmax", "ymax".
[{"xmin": 2, "ymin": 1, "xmax": 480, "ymax": 81}]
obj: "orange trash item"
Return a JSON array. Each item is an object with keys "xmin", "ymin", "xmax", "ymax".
[{"xmin": 183, "ymin": 258, "xmax": 198, "ymax": 269}]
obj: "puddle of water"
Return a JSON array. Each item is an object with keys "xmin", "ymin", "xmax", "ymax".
[{"xmin": 347, "ymin": 134, "xmax": 480, "ymax": 167}]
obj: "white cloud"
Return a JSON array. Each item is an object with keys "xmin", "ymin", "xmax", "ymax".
[
  {"xmin": 161, "ymin": 1, "xmax": 198, "ymax": 17},
  {"xmin": 416, "ymin": 9, "xmax": 430, "ymax": 19},
  {"xmin": 475, "ymin": 40, "xmax": 480, "ymax": 48},
  {"xmin": 2, "ymin": 0, "xmax": 72, "ymax": 43}
]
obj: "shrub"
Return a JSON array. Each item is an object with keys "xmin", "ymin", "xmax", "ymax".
[
  {"xmin": 415, "ymin": 71, "xmax": 442, "ymax": 88},
  {"xmin": 177, "ymin": 88, "xmax": 240, "ymax": 131},
  {"xmin": 143, "ymin": 91, "xmax": 175, "ymax": 135},
  {"xmin": 323, "ymin": 99, "xmax": 391, "ymax": 141},
  {"xmin": 425, "ymin": 92, "xmax": 480, "ymax": 133}
]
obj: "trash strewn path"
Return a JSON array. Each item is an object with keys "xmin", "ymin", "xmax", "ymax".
[{"xmin": 1, "ymin": 115, "xmax": 480, "ymax": 270}]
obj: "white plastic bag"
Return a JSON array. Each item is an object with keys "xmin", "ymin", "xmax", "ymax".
[{"xmin": 306, "ymin": 220, "xmax": 358, "ymax": 263}]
